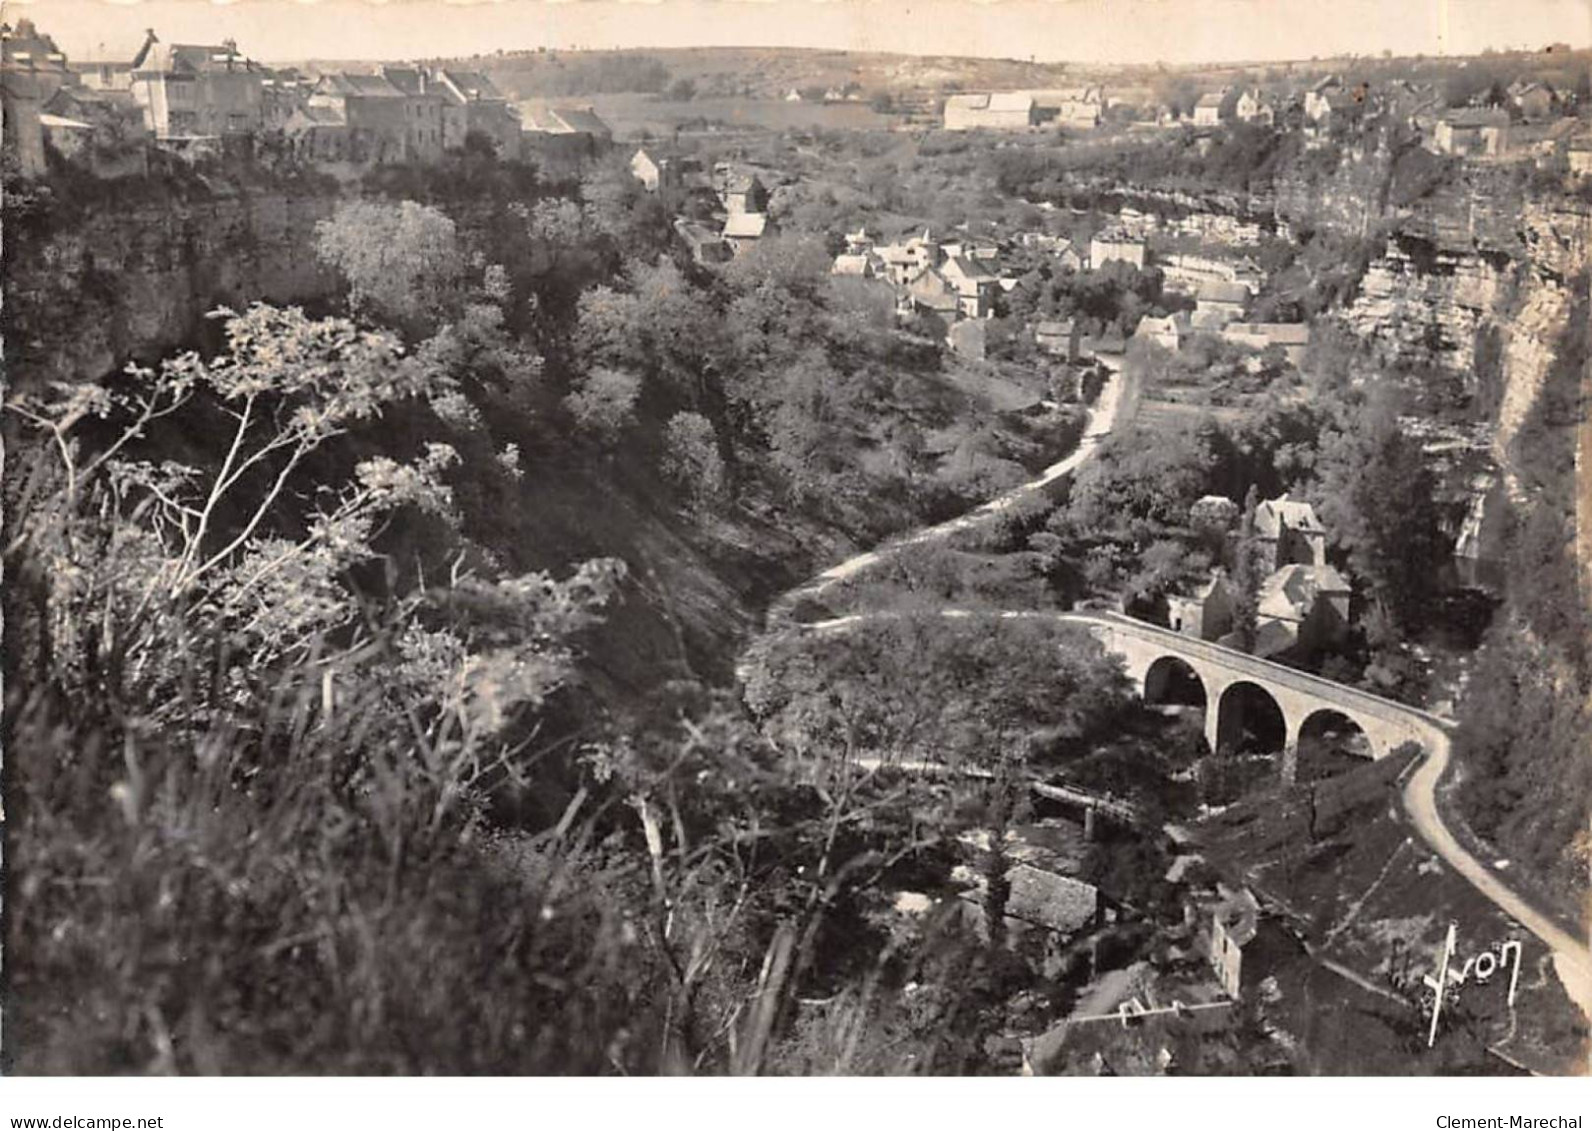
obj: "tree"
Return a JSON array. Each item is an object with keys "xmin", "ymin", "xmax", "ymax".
[
  {"xmin": 563, "ymin": 366, "xmax": 641, "ymax": 445},
  {"xmin": 666, "ymin": 77, "xmax": 698, "ymax": 101},
  {"xmin": 662, "ymin": 411, "xmax": 726, "ymax": 505},
  {"xmin": 1311, "ymin": 392, "xmax": 1445, "ymax": 636},
  {"xmin": 1230, "ymin": 486, "xmax": 1264, "ymax": 653},
  {"xmin": 315, "ymin": 199, "xmax": 466, "ymax": 333}
]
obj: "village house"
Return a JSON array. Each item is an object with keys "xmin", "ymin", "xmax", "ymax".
[
  {"xmin": 1032, "ymin": 86, "xmax": 1104, "ymax": 128},
  {"xmin": 309, "ymin": 73, "xmax": 409, "ymax": 162},
  {"xmin": 379, "ymin": 66, "xmax": 445, "ymax": 164},
  {"xmin": 675, "ymin": 218, "xmax": 733, "ymax": 266},
  {"xmin": 1034, "ymin": 319, "xmax": 1078, "ymax": 358},
  {"xmin": 1190, "ymin": 884, "xmax": 1305, "ymax": 1001},
  {"xmin": 1254, "ymin": 562, "xmax": 1352, "ymax": 657},
  {"xmin": 1192, "ymin": 280, "xmax": 1249, "ymax": 328},
  {"xmin": 520, "ymin": 104, "xmax": 612, "ymax": 169},
  {"xmin": 1192, "ymin": 91, "xmax": 1225, "ymax": 127},
  {"xmin": 630, "ymin": 146, "xmax": 678, "ymax": 192},
  {"xmin": 284, "ymin": 102, "xmax": 351, "ymax": 163},
  {"xmin": 906, "ymin": 265, "xmax": 963, "ymax": 318},
  {"xmin": 1234, "ymin": 88, "xmax": 1274, "ymax": 126},
  {"xmin": 128, "ymin": 31, "xmax": 266, "ymax": 140},
  {"xmin": 719, "ymin": 171, "xmax": 770, "ymax": 215},
  {"xmin": 1167, "ymin": 570, "xmax": 1235, "ymax": 641},
  {"xmin": 1254, "ymin": 492, "xmax": 1326, "ymax": 571},
  {"xmin": 875, "ymin": 231, "xmax": 940, "ymax": 286},
  {"xmin": 1089, "ymin": 228, "xmax": 1146, "ymax": 270},
  {"xmin": 830, "ymin": 251, "xmax": 882, "ymax": 279},
  {"xmin": 1134, "ymin": 313, "xmax": 1182, "ymax": 352},
  {"xmin": 721, "ymin": 210, "xmax": 770, "ymax": 257},
  {"xmin": 1219, "ymin": 322, "xmax": 1311, "ymax": 366},
  {"xmin": 943, "ymin": 91, "xmax": 1039, "ymax": 131},
  {"xmin": 435, "ymin": 68, "xmax": 521, "ymax": 153},
  {"xmin": 1433, "ymin": 107, "xmax": 1511, "ymax": 157},
  {"xmin": 1507, "ymin": 80, "xmax": 1555, "ymax": 122},
  {"xmin": 940, "ymin": 254, "xmax": 999, "ymax": 318}
]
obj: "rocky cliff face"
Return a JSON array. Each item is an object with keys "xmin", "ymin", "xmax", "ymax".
[{"xmin": 5, "ymin": 190, "xmax": 340, "ymax": 392}]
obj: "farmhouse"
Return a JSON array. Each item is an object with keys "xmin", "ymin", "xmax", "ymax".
[{"xmin": 943, "ymin": 91, "xmax": 1039, "ymax": 131}]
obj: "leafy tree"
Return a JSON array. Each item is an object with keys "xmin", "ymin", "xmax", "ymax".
[
  {"xmin": 315, "ymin": 199, "xmax": 465, "ymax": 332},
  {"xmin": 563, "ymin": 366, "xmax": 641, "ymax": 445},
  {"xmin": 1311, "ymin": 392, "xmax": 1446, "ymax": 636},
  {"xmin": 662, "ymin": 411, "xmax": 727, "ymax": 505}
]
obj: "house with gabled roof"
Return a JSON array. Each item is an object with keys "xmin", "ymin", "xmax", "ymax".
[
  {"xmin": 1192, "ymin": 91, "xmax": 1225, "ymax": 127},
  {"xmin": 310, "ymin": 72, "xmax": 409, "ymax": 162},
  {"xmin": 944, "ymin": 91, "xmax": 1039, "ymax": 131},
  {"xmin": 436, "ymin": 68, "xmax": 520, "ymax": 153},
  {"xmin": 940, "ymin": 254, "xmax": 998, "ymax": 318},
  {"xmin": 127, "ymin": 30, "xmax": 266, "ymax": 139},
  {"xmin": 722, "ymin": 211, "xmax": 770, "ymax": 256}
]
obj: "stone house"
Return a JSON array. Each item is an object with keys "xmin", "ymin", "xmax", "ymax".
[
  {"xmin": 309, "ymin": 73, "xmax": 408, "ymax": 162},
  {"xmin": 719, "ymin": 171, "xmax": 770, "ymax": 215},
  {"xmin": 630, "ymin": 146, "xmax": 676, "ymax": 192},
  {"xmin": 1032, "ymin": 86, "xmax": 1103, "ymax": 128},
  {"xmin": 906, "ymin": 266, "xmax": 963, "ymax": 317},
  {"xmin": 129, "ymin": 33, "xmax": 266, "ymax": 139},
  {"xmin": 1255, "ymin": 563, "xmax": 1352, "ymax": 657},
  {"xmin": 284, "ymin": 102, "xmax": 350, "ymax": 163},
  {"xmin": 435, "ymin": 69, "xmax": 520, "ymax": 153},
  {"xmin": 1253, "ymin": 492, "xmax": 1327, "ymax": 572},
  {"xmin": 1089, "ymin": 229, "xmax": 1146, "ymax": 270},
  {"xmin": 1192, "ymin": 91, "xmax": 1225, "ymax": 127},
  {"xmin": 1135, "ymin": 314, "xmax": 1182, "ymax": 352},
  {"xmin": 940, "ymin": 254, "xmax": 998, "ymax": 319},
  {"xmin": 2, "ymin": 18, "xmax": 75, "ymax": 178},
  {"xmin": 1433, "ymin": 107, "xmax": 1511, "ymax": 156},
  {"xmin": 1219, "ymin": 322, "xmax": 1311, "ymax": 366},
  {"xmin": 943, "ymin": 91, "xmax": 1039, "ymax": 131},
  {"xmin": 1167, "ymin": 570, "xmax": 1235, "ymax": 641},
  {"xmin": 521, "ymin": 104, "xmax": 612, "ymax": 170},
  {"xmin": 721, "ymin": 211, "xmax": 770, "ymax": 257},
  {"xmin": 1192, "ymin": 280, "xmax": 1249, "ymax": 328},
  {"xmin": 380, "ymin": 66, "xmax": 446, "ymax": 164},
  {"xmin": 1035, "ymin": 319, "xmax": 1077, "ymax": 358},
  {"xmin": 1508, "ymin": 80, "xmax": 1555, "ymax": 122}
]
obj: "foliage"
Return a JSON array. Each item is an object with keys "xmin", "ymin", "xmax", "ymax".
[
  {"xmin": 315, "ymin": 200, "xmax": 466, "ymax": 332},
  {"xmin": 662, "ymin": 411, "xmax": 727, "ymax": 505},
  {"xmin": 563, "ymin": 366, "xmax": 642, "ymax": 445}
]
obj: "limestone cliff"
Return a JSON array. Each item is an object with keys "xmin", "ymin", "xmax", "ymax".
[{"xmin": 5, "ymin": 189, "xmax": 340, "ymax": 392}]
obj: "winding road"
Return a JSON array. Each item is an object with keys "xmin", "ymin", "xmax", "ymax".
[{"xmin": 749, "ymin": 358, "xmax": 1592, "ymax": 1033}]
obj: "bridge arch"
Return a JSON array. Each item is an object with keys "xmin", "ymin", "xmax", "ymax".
[
  {"xmin": 1143, "ymin": 655, "xmax": 1208, "ymax": 711},
  {"xmin": 1297, "ymin": 708, "xmax": 1373, "ymax": 780},
  {"xmin": 1214, "ymin": 680, "xmax": 1289, "ymax": 757}
]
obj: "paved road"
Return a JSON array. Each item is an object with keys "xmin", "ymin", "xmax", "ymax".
[
  {"xmin": 754, "ymin": 344, "xmax": 1592, "ymax": 1033},
  {"xmin": 1402, "ymin": 731, "xmax": 1592, "ymax": 1034}
]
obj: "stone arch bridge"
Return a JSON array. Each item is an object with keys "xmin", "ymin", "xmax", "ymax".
[
  {"xmin": 1058, "ymin": 611, "xmax": 1452, "ymax": 767},
  {"xmin": 801, "ymin": 608, "xmax": 1452, "ymax": 772}
]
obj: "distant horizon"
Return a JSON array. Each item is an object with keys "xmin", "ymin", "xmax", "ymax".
[{"xmin": 15, "ymin": 0, "xmax": 1592, "ymax": 68}]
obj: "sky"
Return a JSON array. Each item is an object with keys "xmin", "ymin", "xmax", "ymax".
[{"xmin": 11, "ymin": 0, "xmax": 1592, "ymax": 65}]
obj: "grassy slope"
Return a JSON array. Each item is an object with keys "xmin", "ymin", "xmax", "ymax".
[{"xmin": 1198, "ymin": 755, "xmax": 1587, "ymax": 1074}]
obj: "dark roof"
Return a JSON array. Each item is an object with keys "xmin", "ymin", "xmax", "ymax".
[
  {"xmin": 380, "ymin": 67, "xmax": 432, "ymax": 97},
  {"xmin": 320, "ymin": 72, "xmax": 403, "ymax": 99},
  {"xmin": 550, "ymin": 105, "xmax": 610, "ymax": 137},
  {"xmin": 439, "ymin": 69, "xmax": 505, "ymax": 103}
]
